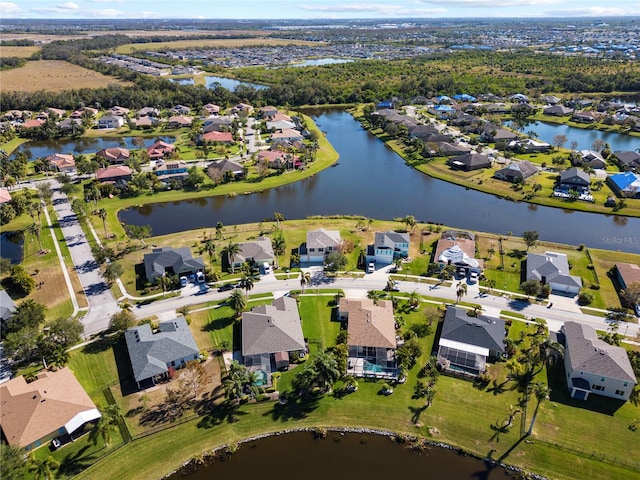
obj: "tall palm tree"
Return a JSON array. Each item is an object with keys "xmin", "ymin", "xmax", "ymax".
[
  {"xmin": 202, "ymin": 237, "xmax": 217, "ymax": 270},
  {"xmin": 407, "ymin": 291, "xmax": 420, "ymax": 310},
  {"xmin": 105, "ymin": 403, "xmax": 124, "ymax": 425},
  {"xmin": 274, "ymin": 211, "xmax": 285, "ymax": 230},
  {"xmin": 29, "ymin": 455, "xmax": 60, "ymax": 480},
  {"xmin": 98, "ymin": 208, "xmax": 108, "ymax": 239},
  {"xmin": 527, "ymin": 382, "xmax": 551, "ymax": 436},
  {"xmin": 238, "ymin": 275, "xmax": 254, "ymax": 297},
  {"xmin": 486, "ymin": 279, "xmax": 497, "ymax": 294},
  {"xmin": 158, "ymin": 274, "xmax": 171, "ymax": 297},
  {"xmin": 229, "ymin": 289, "xmax": 246, "ymax": 318},
  {"xmin": 223, "ymin": 360, "xmax": 251, "ymax": 402},
  {"xmin": 300, "ymin": 271, "xmax": 311, "ymax": 291},
  {"xmin": 225, "ymin": 242, "xmax": 240, "ymax": 273},
  {"xmin": 88, "ymin": 184, "xmax": 101, "ymax": 212},
  {"xmin": 89, "ymin": 415, "xmax": 114, "ymax": 448},
  {"xmin": 456, "ymin": 281, "xmax": 468, "ymax": 303},
  {"xmin": 28, "ymin": 222, "xmax": 44, "ymax": 252},
  {"xmin": 312, "ymin": 352, "xmax": 341, "ymax": 392}
]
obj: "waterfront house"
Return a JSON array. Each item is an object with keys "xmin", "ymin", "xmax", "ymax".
[
  {"xmin": 167, "ymin": 115, "xmax": 193, "ymax": 129},
  {"xmin": 607, "ymin": 172, "xmax": 640, "ymax": 198},
  {"xmin": 449, "ymin": 152, "xmax": 492, "ymax": 171},
  {"xmin": 95, "ymin": 165, "xmax": 132, "ymax": 183},
  {"xmin": 574, "ymin": 150, "xmax": 606, "ymax": 170},
  {"xmin": 366, "ymin": 231, "xmax": 410, "ymax": 265},
  {"xmin": 242, "ymin": 296, "xmax": 305, "ymax": 377},
  {"xmin": 96, "ymin": 147, "xmax": 130, "ymax": 165},
  {"xmin": 494, "ymin": 160, "xmax": 538, "ymax": 183},
  {"xmin": 613, "ymin": 151, "xmax": 640, "ymax": 172},
  {"xmin": 526, "ymin": 251, "xmax": 582, "ymax": 294},
  {"xmin": 508, "ymin": 139, "xmax": 551, "ymax": 153},
  {"xmin": 47, "ymin": 153, "xmax": 76, "ymax": 173},
  {"xmin": 125, "ymin": 317, "xmax": 199, "ymax": 390},
  {"xmin": 155, "ymin": 161, "xmax": 188, "ymax": 182},
  {"xmin": 146, "ymin": 140, "xmax": 176, "ymax": 160},
  {"xmin": 437, "ymin": 305, "xmax": 505, "ymax": 375},
  {"xmin": 97, "ymin": 115, "xmax": 124, "ymax": 130},
  {"xmin": 613, "ymin": 263, "xmax": 640, "ymax": 294},
  {"xmin": 559, "ymin": 167, "xmax": 590, "ymax": 192},
  {"xmin": 434, "ymin": 230, "xmax": 481, "ymax": 275},
  {"xmin": 269, "ymin": 129, "xmax": 303, "ymax": 143},
  {"xmin": 571, "ymin": 111, "xmax": 598, "ymax": 123},
  {"xmin": 543, "ymin": 105, "xmax": 572, "ymax": 116},
  {"xmin": 0, "ymin": 368, "xmax": 101, "ymax": 450},
  {"xmin": 230, "ymin": 236, "xmax": 276, "ymax": 270},
  {"xmin": 143, "ymin": 246, "xmax": 204, "ymax": 282},
  {"xmin": 340, "ymin": 298, "xmax": 397, "ymax": 379},
  {"xmin": 206, "ymin": 159, "xmax": 244, "ymax": 180},
  {"xmin": 561, "ymin": 322, "xmax": 637, "ymax": 401},
  {"xmin": 300, "ymin": 229, "xmax": 341, "ymax": 264}
]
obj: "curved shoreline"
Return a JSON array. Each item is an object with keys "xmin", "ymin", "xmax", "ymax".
[{"xmin": 162, "ymin": 427, "xmax": 548, "ymax": 480}]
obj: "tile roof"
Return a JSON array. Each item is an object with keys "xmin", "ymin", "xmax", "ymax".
[
  {"xmin": 96, "ymin": 165, "xmax": 132, "ymax": 180},
  {"xmin": 242, "ymin": 297, "xmax": 305, "ymax": 356},
  {"xmin": 342, "ymin": 298, "xmax": 396, "ymax": 349}
]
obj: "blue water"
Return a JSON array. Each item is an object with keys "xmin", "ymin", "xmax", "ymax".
[
  {"xmin": 363, "ymin": 361, "xmax": 383, "ymax": 373},
  {"xmin": 205, "ymin": 76, "xmax": 267, "ymax": 91},
  {"xmin": 290, "ymin": 58, "xmax": 353, "ymax": 68},
  {"xmin": 0, "ymin": 231, "xmax": 23, "ymax": 264},
  {"xmin": 170, "ymin": 78, "xmax": 195, "ymax": 85}
]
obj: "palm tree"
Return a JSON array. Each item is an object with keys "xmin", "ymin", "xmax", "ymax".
[
  {"xmin": 300, "ymin": 271, "xmax": 311, "ymax": 291},
  {"xmin": 527, "ymin": 382, "xmax": 551, "ymax": 436},
  {"xmin": 225, "ymin": 242, "xmax": 240, "ymax": 273},
  {"xmin": 486, "ymin": 278, "xmax": 497, "ymax": 294},
  {"xmin": 118, "ymin": 301, "xmax": 133, "ymax": 313},
  {"xmin": 407, "ymin": 291, "xmax": 420, "ymax": 310},
  {"xmin": 223, "ymin": 360, "xmax": 251, "ymax": 402},
  {"xmin": 401, "ymin": 214, "xmax": 416, "ymax": 232},
  {"xmin": 540, "ymin": 339, "xmax": 564, "ymax": 366},
  {"xmin": 158, "ymin": 274, "xmax": 171, "ymax": 297},
  {"xmin": 29, "ymin": 455, "xmax": 60, "ymax": 480},
  {"xmin": 28, "ymin": 222, "xmax": 44, "ymax": 252},
  {"xmin": 229, "ymin": 289, "xmax": 246, "ymax": 317},
  {"xmin": 274, "ymin": 211, "xmax": 285, "ymax": 230},
  {"xmin": 87, "ymin": 184, "xmax": 101, "ymax": 212},
  {"xmin": 215, "ymin": 221, "xmax": 224, "ymax": 240},
  {"xmin": 98, "ymin": 208, "xmax": 108, "ymax": 238},
  {"xmin": 89, "ymin": 415, "xmax": 114, "ymax": 448},
  {"xmin": 105, "ymin": 403, "xmax": 124, "ymax": 426},
  {"xmin": 456, "ymin": 281, "xmax": 468, "ymax": 303},
  {"xmin": 202, "ymin": 237, "xmax": 216, "ymax": 270},
  {"xmin": 238, "ymin": 275, "xmax": 254, "ymax": 297},
  {"xmin": 311, "ymin": 352, "xmax": 341, "ymax": 392},
  {"xmin": 386, "ymin": 278, "xmax": 396, "ymax": 293}
]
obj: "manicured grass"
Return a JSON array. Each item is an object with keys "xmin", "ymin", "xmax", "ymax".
[
  {"xmin": 298, "ymin": 295, "xmax": 342, "ymax": 352},
  {"xmin": 0, "ymin": 60, "xmax": 130, "ymax": 92},
  {"xmin": 67, "ymin": 338, "xmax": 119, "ymax": 394}
]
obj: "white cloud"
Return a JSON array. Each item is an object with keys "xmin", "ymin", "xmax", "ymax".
[
  {"xmin": 59, "ymin": 2, "xmax": 80, "ymax": 10},
  {"xmin": 0, "ymin": 1, "xmax": 22, "ymax": 15},
  {"xmin": 544, "ymin": 6, "xmax": 639, "ymax": 15},
  {"xmin": 419, "ymin": 0, "xmax": 561, "ymax": 7},
  {"xmin": 91, "ymin": 0, "xmax": 124, "ymax": 3},
  {"xmin": 301, "ymin": 3, "xmax": 446, "ymax": 15}
]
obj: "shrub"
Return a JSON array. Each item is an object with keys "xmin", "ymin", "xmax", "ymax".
[{"xmin": 577, "ymin": 290, "xmax": 594, "ymax": 306}]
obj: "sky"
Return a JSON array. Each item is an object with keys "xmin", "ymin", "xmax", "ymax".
[{"xmin": 1, "ymin": 0, "xmax": 639, "ymax": 20}]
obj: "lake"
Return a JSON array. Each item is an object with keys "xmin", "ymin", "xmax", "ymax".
[
  {"xmin": 507, "ymin": 121, "xmax": 639, "ymax": 152},
  {"xmin": 167, "ymin": 431, "xmax": 514, "ymax": 480},
  {"xmin": 10, "ymin": 136, "xmax": 175, "ymax": 160},
  {"xmin": 291, "ymin": 58, "xmax": 354, "ymax": 67},
  {"xmin": 170, "ymin": 78, "xmax": 195, "ymax": 85},
  {"xmin": 119, "ymin": 109, "xmax": 640, "ymax": 253},
  {"xmin": 0, "ymin": 231, "xmax": 23, "ymax": 264},
  {"xmin": 205, "ymin": 75, "xmax": 267, "ymax": 91}
]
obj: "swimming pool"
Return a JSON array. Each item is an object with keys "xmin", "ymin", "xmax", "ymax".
[
  {"xmin": 253, "ymin": 369, "xmax": 268, "ymax": 386},
  {"xmin": 363, "ymin": 361, "xmax": 383, "ymax": 373}
]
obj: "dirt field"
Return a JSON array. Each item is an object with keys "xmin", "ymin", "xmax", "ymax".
[
  {"xmin": 0, "ymin": 46, "xmax": 41, "ymax": 58},
  {"xmin": 0, "ymin": 60, "xmax": 129, "ymax": 92},
  {"xmin": 116, "ymin": 37, "xmax": 317, "ymax": 54}
]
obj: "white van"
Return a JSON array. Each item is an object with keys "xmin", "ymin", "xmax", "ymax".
[
  {"xmin": 263, "ymin": 262, "xmax": 272, "ymax": 275},
  {"xmin": 367, "ymin": 263, "xmax": 375, "ymax": 273}
]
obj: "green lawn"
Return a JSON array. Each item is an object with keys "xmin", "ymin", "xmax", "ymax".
[
  {"xmin": 298, "ymin": 295, "xmax": 342, "ymax": 352},
  {"xmin": 67, "ymin": 338, "xmax": 119, "ymax": 394}
]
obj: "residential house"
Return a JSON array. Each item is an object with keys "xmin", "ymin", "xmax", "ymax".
[
  {"xmin": 133, "ymin": 116, "xmax": 158, "ymax": 129},
  {"xmin": 47, "ymin": 107, "xmax": 66, "ymax": 118},
  {"xmin": 449, "ymin": 152, "xmax": 492, "ymax": 171},
  {"xmin": 571, "ymin": 111, "xmax": 598, "ymax": 123},
  {"xmin": 167, "ymin": 115, "xmax": 193, "ymax": 129},
  {"xmin": 125, "ymin": 317, "xmax": 199, "ymax": 389},
  {"xmin": 269, "ymin": 129, "xmax": 303, "ymax": 143},
  {"xmin": 47, "ymin": 153, "xmax": 76, "ymax": 173},
  {"xmin": 0, "ymin": 188, "xmax": 12, "ymax": 204},
  {"xmin": 108, "ymin": 106, "xmax": 130, "ymax": 117},
  {"xmin": 540, "ymin": 95, "xmax": 562, "ymax": 105},
  {"xmin": 607, "ymin": 172, "xmax": 640, "ymax": 198},
  {"xmin": 510, "ymin": 93, "xmax": 529, "ymax": 103},
  {"xmin": 435, "ymin": 142, "xmax": 471, "ymax": 156},
  {"xmin": 267, "ymin": 119, "xmax": 296, "ymax": 131},
  {"xmin": 95, "ymin": 165, "xmax": 132, "ymax": 183},
  {"xmin": 257, "ymin": 150, "xmax": 298, "ymax": 170},
  {"xmin": 480, "ymin": 124, "xmax": 518, "ymax": 142},
  {"xmin": 96, "ymin": 147, "xmax": 130, "ymax": 164},
  {"xmin": 0, "ymin": 368, "xmax": 101, "ymax": 450},
  {"xmin": 70, "ymin": 107, "xmax": 98, "ymax": 119},
  {"xmin": 146, "ymin": 140, "xmax": 176, "ymax": 161},
  {"xmin": 143, "ymin": 246, "xmax": 205, "ymax": 282},
  {"xmin": 155, "ymin": 161, "xmax": 189, "ymax": 182},
  {"xmin": 613, "ymin": 151, "xmax": 640, "ymax": 171},
  {"xmin": 201, "ymin": 103, "xmax": 220, "ymax": 117},
  {"xmin": 561, "ymin": 321, "xmax": 637, "ymax": 401},
  {"xmin": 0, "ymin": 289, "xmax": 16, "ymax": 322},
  {"xmin": 434, "ymin": 230, "xmax": 481, "ymax": 275},
  {"xmin": 230, "ymin": 236, "xmax": 276, "ymax": 270},
  {"xmin": 559, "ymin": 167, "xmax": 591, "ymax": 193},
  {"xmin": 136, "ymin": 107, "xmax": 159, "ymax": 117},
  {"xmin": 437, "ymin": 306, "xmax": 505, "ymax": 375},
  {"xmin": 206, "ymin": 159, "xmax": 244, "ymax": 180},
  {"xmin": 203, "ymin": 116, "xmax": 233, "ymax": 132},
  {"xmin": 97, "ymin": 115, "xmax": 125, "ymax": 130},
  {"xmin": 526, "ymin": 251, "xmax": 582, "ymax": 294},
  {"xmin": 200, "ymin": 130, "xmax": 234, "ymax": 144},
  {"xmin": 543, "ymin": 105, "xmax": 572, "ymax": 116},
  {"xmin": 242, "ymin": 296, "xmax": 305, "ymax": 376},
  {"xmin": 494, "ymin": 160, "xmax": 538, "ymax": 183},
  {"xmin": 170, "ymin": 105, "xmax": 191, "ymax": 115},
  {"xmin": 366, "ymin": 231, "xmax": 410, "ymax": 265},
  {"xmin": 340, "ymin": 298, "xmax": 397, "ymax": 379},
  {"xmin": 300, "ymin": 229, "xmax": 341, "ymax": 263},
  {"xmin": 508, "ymin": 139, "xmax": 551, "ymax": 153},
  {"xmin": 574, "ymin": 150, "xmax": 606, "ymax": 170},
  {"xmin": 232, "ymin": 103, "xmax": 253, "ymax": 114},
  {"xmin": 613, "ymin": 263, "xmax": 640, "ymax": 293},
  {"xmin": 20, "ymin": 119, "xmax": 44, "ymax": 129},
  {"xmin": 57, "ymin": 118, "xmax": 83, "ymax": 132},
  {"xmin": 259, "ymin": 106, "xmax": 279, "ymax": 119}
]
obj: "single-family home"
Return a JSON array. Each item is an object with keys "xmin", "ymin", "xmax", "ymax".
[
  {"xmin": 136, "ymin": 107, "xmax": 159, "ymax": 117},
  {"xmin": 57, "ymin": 118, "xmax": 83, "ymax": 132},
  {"xmin": 170, "ymin": 105, "xmax": 191, "ymax": 115},
  {"xmin": 259, "ymin": 106, "xmax": 279, "ymax": 119},
  {"xmin": 0, "ymin": 368, "xmax": 101, "ymax": 450},
  {"xmin": 269, "ymin": 129, "xmax": 303, "ymax": 143},
  {"xmin": 108, "ymin": 106, "xmax": 130, "ymax": 117},
  {"xmin": 0, "ymin": 188, "xmax": 12, "ymax": 204},
  {"xmin": 613, "ymin": 151, "xmax": 640, "ymax": 171},
  {"xmin": 242, "ymin": 296, "xmax": 306, "ymax": 377},
  {"xmin": 540, "ymin": 95, "xmax": 562, "ymax": 105},
  {"xmin": 574, "ymin": 150, "xmax": 606, "ymax": 170},
  {"xmin": 95, "ymin": 165, "xmax": 132, "ymax": 183},
  {"xmin": 449, "ymin": 152, "xmax": 492, "ymax": 171},
  {"xmin": 300, "ymin": 229, "xmax": 341, "ymax": 263},
  {"xmin": 20, "ymin": 119, "xmax": 44, "ymax": 129},
  {"xmin": 340, "ymin": 298, "xmax": 397, "ymax": 379},
  {"xmin": 199, "ymin": 130, "xmax": 234, "ymax": 144},
  {"xmin": 434, "ymin": 142, "xmax": 470, "ymax": 156},
  {"xmin": 434, "ymin": 230, "xmax": 481, "ymax": 275},
  {"xmin": 0, "ymin": 289, "xmax": 16, "ymax": 322},
  {"xmin": 571, "ymin": 111, "xmax": 598, "ymax": 123},
  {"xmin": 233, "ymin": 103, "xmax": 253, "ymax": 114},
  {"xmin": 96, "ymin": 147, "xmax": 130, "ymax": 164},
  {"xmin": 133, "ymin": 116, "xmax": 158, "ymax": 129},
  {"xmin": 607, "ymin": 172, "xmax": 640, "ymax": 199},
  {"xmin": 366, "ymin": 231, "xmax": 410, "ymax": 265},
  {"xmin": 47, "ymin": 107, "xmax": 66, "ymax": 118},
  {"xmin": 256, "ymin": 150, "xmax": 297, "ymax": 169},
  {"xmin": 437, "ymin": 306, "xmax": 505, "ymax": 375},
  {"xmin": 613, "ymin": 263, "xmax": 640, "ymax": 292},
  {"xmin": 201, "ymin": 103, "xmax": 220, "ymax": 117},
  {"xmin": 97, "ymin": 115, "xmax": 125, "ymax": 130},
  {"xmin": 508, "ymin": 139, "xmax": 551, "ymax": 153},
  {"xmin": 203, "ymin": 116, "xmax": 233, "ymax": 132},
  {"xmin": 125, "ymin": 317, "xmax": 200, "ymax": 389},
  {"xmin": 70, "ymin": 107, "xmax": 98, "ymax": 119},
  {"xmin": 167, "ymin": 115, "xmax": 193, "ymax": 129},
  {"xmin": 143, "ymin": 246, "xmax": 205, "ymax": 282},
  {"xmin": 510, "ymin": 93, "xmax": 529, "ymax": 103},
  {"xmin": 146, "ymin": 140, "xmax": 176, "ymax": 161},
  {"xmin": 229, "ymin": 236, "xmax": 276, "ymax": 271},
  {"xmin": 267, "ymin": 119, "xmax": 296, "ymax": 131},
  {"xmin": 561, "ymin": 321, "xmax": 637, "ymax": 401},
  {"xmin": 155, "ymin": 161, "xmax": 189, "ymax": 182},
  {"xmin": 526, "ymin": 251, "xmax": 582, "ymax": 294},
  {"xmin": 494, "ymin": 160, "xmax": 538, "ymax": 183},
  {"xmin": 480, "ymin": 124, "xmax": 518, "ymax": 142},
  {"xmin": 47, "ymin": 153, "xmax": 76, "ymax": 173},
  {"xmin": 559, "ymin": 167, "xmax": 591, "ymax": 192},
  {"xmin": 206, "ymin": 159, "xmax": 244, "ymax": 180},
  {"xmin": 543, "ymin": 105, "xmax": 572, "ymax": 116}
]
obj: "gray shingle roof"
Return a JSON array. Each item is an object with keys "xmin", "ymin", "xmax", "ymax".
[
  {"xmin": 560, "ymin": 167, "xmax": 590, "ymax": 186},
  {"xmin": 440, "ymin": 306, "xmax": 505, "ymax": 353},
  {"xmin": 526, "ymin": 252, "xmax": 582, "ymax": 288},
  {"xmin": 143, "ymin": 247, "xmax": 204, "ymax": 282},
  {"xmin": 0, "ymin": 290, "xmax": 16, "ymax": 321},
  {"xmin": 124, "ymin": 317, "xmax": 199, "ymax": 383},
  {"xmin": 242, "ymin": 297, "xmax": 305, "ymax": 356},
  {"xmin": 306, "ymin": 229, "xmax": 341, "ymax": 251},
  {"xmin": 374, "ymin": 231, "xmax": 409, "ymax": 250},
  {"xmin": 233, "ymin": 237, "xmax": 275, "ymax": 265},
  {"xmin": 563, "ymin": 322, "xmax": 637, "ymax": 383}
]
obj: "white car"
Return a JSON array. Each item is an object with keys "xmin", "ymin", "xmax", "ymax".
[
  {"xmin": 469, "ymin": 271, "xmax": 479, "ymax": 284},
  {"xmin": 367, "ymin": 263, "xmax": 375, "ymax": 273}
]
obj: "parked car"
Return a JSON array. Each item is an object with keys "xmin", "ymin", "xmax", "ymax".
[
  {"xmin": 469, "ymin": 271, "xmax": 479, "ymax": 284},
  {"xmin": 367, "ymin": 262, "xmax": 375, "ymax": 273},
  {"xmin": 217, "ymin": 283, "xmax": 234, "ymax": 292},
  {"xmin": 196, "ymin": 271, "xmax": 205, "ymax": 284},
  {"xmin": 180, "ymin": 276, "xmax": 188, "ymax": 287},
  {"xmin": 51, "ymin": 438, "xmax": 61, "ymax": 450}
]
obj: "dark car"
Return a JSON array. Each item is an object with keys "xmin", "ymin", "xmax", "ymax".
[{"xmin": 217, "ymin": 283, "xmax": 234, "ymax": 292}]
